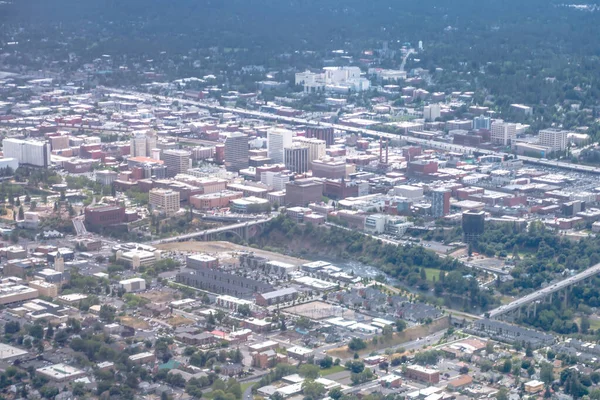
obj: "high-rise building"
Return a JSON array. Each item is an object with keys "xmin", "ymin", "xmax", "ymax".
[
  {"xmin": 260, "ymin": 171, "xmax": 290, "ymax": 191},
  {"xmin": 473, "ymin": 115, "xmax": 491, "ymax": 130},
  {"xmin": 162, "ymin": 149, "xmax": 190, "ymax": 177},
  {"xmin": 130, "ymin": 131, "xmax": 157, "ymax": 157},
  {"xmin": 267, "ymin": 128, "xmax": 293, "ymax": 163},
  {"xmin": 423, "ymin": 104, "xmax": 441, "ymax": 121},
  {"xmin": 2, "ymin": 138, "xmax": 51, "ymax": 168},
  {"xmin": 539, "ymin": 128, "xmax": 569, "ymax": 152},
  {"xmin": 292, "ymin": 137, "xmax": 326, "ymax": 167},
  {"xmin": 431, "ymin": 188, "xmax": 451, "ymax": 218},
  {"xmin": 490, "ymin": 120, "xmax": 517, "ymax": 146},
  {"xmin": 149, "ymin": 188, "xmax": 180, "ymax": 215},
  {"xmin": 306, "ymin": 126, "xmax": 335, "ymax": 146},
  {"xmin": 224, "ymin": 132, "xmax": 249, "ymax": 172},
  {"xmin": 284, "ymin": 144, "xmax": 309, "ymax": 174},
  {"xmin": 462, "ymin": 210, "xmax": 485, "ymax": 243}
]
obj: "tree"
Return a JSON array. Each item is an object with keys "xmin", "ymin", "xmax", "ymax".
[
  {"xmin": 525, "ymin": 343, "xmax": 533, "ymax": 357},
  {"xmin": 485, "ymin": 341, "xmax": 494, "ymax": 354},
  {"xmin": 28, "ymin": 324, "xmax": 44, "ymax": 340},
  {"xmin": 5, "ymin": 321, "xmax": 20, "ymax": 335},
  {"xmin": 348, "ymin": 338, "xmax": 367, "ymax": 352},
  {"xmin": 45, "ymin": 323, "xmax": 54, "ymax": 339},
  {"xmin": 237, "ymin": 304, "xmax": 252, "ymax": 317},
  {"xmin": 319, "ymin": 356, "xmax": 333, "ymax": 369},
  {"xmin": 299, "ymin": 364, "xmax": 320, "ymax": 379},
  {"xmin": 496, "ymin": 387, "xmax": 509, "ymax": 400},
  {"xmin": 501, "ymin": 359, "xmax": 512, "ymax": 374},
  {"xmin": 17, "ymin": 206, "xmax": 24, "ymax": 220},
  {"xmin": 329, "ymin": 387, "xmax": 343, "ymax": 400},
  {"xmin": 395, "ymin": 319, "xmax": 407, "ymax": 332},
  {"xmin": 580, "ymin": 316, "xmax": 591, "ymax": 334},
  {"xmin": 99, "ymin": 305, "xmax": 117, "ymax": 323},
  {"xmin": 540, "ymin": 362, "xmax": 554, "ymax": 384},
  {"xmin": 302, "ymin": 380, "xmax": 325, "ymax": 400}
]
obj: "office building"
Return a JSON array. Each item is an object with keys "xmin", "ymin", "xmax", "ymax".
[
  {"xmin": 284, "ymin": 143, "xmax": 309, "ymax": 173},
  {"xmin": 187, "ymin": 254, "xmax": 219, "ymax": 270},
  {"xmin": 261, "ymin": 171, "xmax": 290, "ymax": 191},
  {"xmin": 95, "ymin": 170, "xmax": 118, "ymax": 186},
  {"xmin": 149, "ymin": 188, "xmax": 180, "ymax": 215},
  {"xmin": 462, "ymin": 210, "xmax": 485, "ymax": 243},
  {"xmin": 539, "ymin": 128, "xmax": 569, "ymax": 152},
  {"xmin": 84, "ymin": 205, "xmax": 126, "ymax": 227},
  {"xmin": 306, "ymin": 126, "xmax": 335, "ymax": 146},
  {"xmin": 490, "ymin": 120, "xmax": 517, "ymax": 146},
  {"xmin": 285, "ymin": 179, "xmax": 324, "ymax": 207},
  {"xmin": 312, "ymin": 159, "xmax": 352, "ymax": 179},
  {"xmin": 130, "ymin": 131, "xmax": 157, "ymax": 157},
  {"xmin": 267, "ymin": 128, "xmax": 293, "ymax": 163},
  {"xmin": 0, "ymin": 280, "xmax": 38, "ymax": 305},
  {"xmin": 473, "ymin": 115, "xmax": 491, "ymax": 130},
  {"xmin": 29, "ymin": 280, "xmax": 58, "ymax": 298},
  {"xmin": 423, "ymin": 104, "xmax": 441, "ymax": 121},
  {"xmin": 162, "ymin": 149, "xmax": 191, "ymax": 177},
  {"xmin": 224, "ymin": 132, "xmax": 249, "ymax": 172},
  {"xmin": 292, "ymin": 136, "xmax": 326, "ymax": 166},
  {"xmin": 405, "ymin": 365, "xmax": 440, "ymax": 384},
  {"xmin": 431, "ymin": 188, "xmax": 451, "ymax": 218},
  {"xmin": 2, "ymin": 138, "xmax": 51, "ymax": 168},
  {"xmin": 120, "ymin": 278, "xmax": 147, "ymax": 292},
  {"xmin": 256, "ymin": 288, "xmax": 299, "ymax": 307}
]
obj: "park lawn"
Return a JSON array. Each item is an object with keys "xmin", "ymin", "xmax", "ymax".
[
  {"xmin": 204, "ymin": 381, "xmax": 255, "ymax": 399},
  {"xmin": 320, "ymin": 365, "xmax": 345, "ymax": 376},
  {"xmin": 424, "ymin": 268, "xmax": 441, "ymax": 282}
]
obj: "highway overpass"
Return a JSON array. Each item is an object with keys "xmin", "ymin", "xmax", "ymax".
[{"xmin": 104, "ymin": 87, "xmax": 600, "ymax": 175}]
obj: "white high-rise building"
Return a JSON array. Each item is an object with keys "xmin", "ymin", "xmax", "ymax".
[
  {"xmin": 292, "ymin": 137, "xmax": 326, "ymax": 167},
  {"xmin": 130, "ymin": 131, "xmax": 157, "ymax": 157},
  {"xmin": 267, "ymin": 128, "xmax": 293, "ymax": 164},
  {"xmin": 423, "ymin": 104, "xmax": 441, "ymax": 121},
  {"xmin": 2, "ymin": 138, "xmax": 51, "ymax": 168},
  {"xmin": 490, "ymin": 120, "xmax": 517, "ymax": 146},
  {"xmin": 260, "ymin": 171, "xmax": 291, "ymax": 191},
  {"xmin": 539, "ymin": 128, "xmax": 569, "ymax": 152}
]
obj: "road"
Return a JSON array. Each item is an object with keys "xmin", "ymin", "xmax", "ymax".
[
  {"xmin": 487, "ymin": 261, "xmax": 600, "ymax": 319},
  {"xmin": 103, "ymin": 87, "xmax": 600, "ymax": 175}
]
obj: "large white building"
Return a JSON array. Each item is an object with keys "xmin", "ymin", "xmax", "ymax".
[
  {"xmin": 2, "ymin": 138, "xmax": 51, "ymax": 168},
  {"xmin": 130, "ymin": 131, "xmax": 157, "ymax": 157},
  {"xmin": 295, "ymin": 66, "xmax": 370, "ymax": 93},
  {"xmin": 490, "ymin": 120, "xmax": 517, "ymax": 146},
  {"xmin": 423, "ymin": 104, "xmax": 441, "ymax": 121},
  {"xmin": 292, "ymin": 136, "xmax": 326, "ymax": 167},
  {"xmin": 267, "ymin": 128, "xmax": 293, "ymax": 164},
  {"xmin": 261, "ymin": 171, "xmax": 290, "ymax": 191},
  {"xmin": 539, "ymin": 128, "xmax": 569, "ymax": 152}
]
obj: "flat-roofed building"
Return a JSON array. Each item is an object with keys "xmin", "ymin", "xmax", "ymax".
[
  {"xmin": 0, "ymin": 343, "xmax": 28, "ymax": 361},
  {"xmin": 129, "ymin": 352, "xmax": 156, "ymax": 364},
  {"xmin": 119, "ymin": 277, "xmax": 147, "ymax": 292},
  {"xmin": 0, "ymin": 281, "xmax": 38, "ymax": 305},
  {"xmin": 256, "ymin": 287, "xmax": 299, "ymax": 307},
  {"xmin": 37, "ymin": 364, "xmax": 85, "ymax": 382},
  {"xmin": 29, "ymin": 281, "xmax": 58, "ymax": 298},
  {"xmin": 405, "ymin": 365, "xmax": 440, "ymax": 384},
  {"xmin": 149, "ymin": 188, "xmax": 180, "ymax": 215}
]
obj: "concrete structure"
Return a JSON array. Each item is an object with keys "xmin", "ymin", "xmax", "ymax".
[
  {"xmin": 261, "ymin": 171, "xmax": 290, "ymax": 191},
  {"xmin": 230, "ymin": 196, "xmax": 271, "ymax": 213},
  {"xmin": 120, "ymin": 278, "xmax": 147, "ymax": 292},
  {"xmin": 116, "ymin": 248, "xmax": 161, "ymax": 269},
  {"xmin": 149, "ymin": 188, "xmax": 180, "ymax": 215},
  {"xmin": 539, "ymin": 128, "xmax": 569, "ymax": 152},
  {"xmin": 470, "ymin": 319, "xmax": 555, "ymax": 348},
  {"xmin": 306, "ymin": 126, "xmax": 335, "ymax": 146},
  {"xmin": 190, "ymin": 190, "xmax": 243, "ymax": 210},
  {"xmin": 284, "ymin": 143, "xmax": 309, "ymax": 173},
  {"xmin": 2, "ymin": 138, "xmax": 51, "ymax": 167},
  {"xmin": 462, "ymin": 210, "xmax": 485, "ymax": 243},
  {"xmin": 130, "ymin": 131, "xmax": 157, "ymax": 157},
  {"xmin": 96, "ymin": 170, "xmax": 119, "ymax": 186},
  {"xmin": 0, "ymin": 343, "xmax": 28, "ymax": 361},
  {"xmin": 473, "ymin": 115, "xmax": 491, "ymax": 130},
  {"xmin": 524, "ymin": 380, "xmax": 545, "ymax": 394},
  {"xmin": 267, "ymin": 127, "xmax": 293, "ymax": 163},
  {"xmin": 293, "ymin": 136, "xmax": 326, "ymax": 166},
  {"xmin": 163, "ymin": 149, "xmax": 191, "ymax": 177},
  {"xmin": 176, "ymin": 267, "xmax": 274, "ymax": 299},
  {"xmin": 187, "ymin": 254, "xmax": 219, "ymax": 270},
  {"xmin": 224, "ymin": 132, "xmax": 249, "ymax": 172},
  {"xmin": 311, "ymin": 159, "xmax": 352, "ymax": 179},
  {"xmin": 423, "ymin": 104, "xmax": 441, "ymax": 121},
  {"xmin": 28, "ymin": 280, "xmax": 58, "ymax": 298},
  {"xmin": 491, "ymin": 120, "xmax": 517, "ymax": 146}
]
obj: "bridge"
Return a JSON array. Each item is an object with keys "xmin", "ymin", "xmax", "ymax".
[
  {"xmin": 487, "ymin": 262, "xmax": 600, "ymax": 321},
  {"xmin": 149, "ymin": 217, "xmax": 272, "ymax": 245}
]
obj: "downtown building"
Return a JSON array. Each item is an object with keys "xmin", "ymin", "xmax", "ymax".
[
  {"xmin": 2, "ymin": 138, "xmax": 51, "ymax": 168},
  {"xmin": 224, "ymin": 132, "xmax": 249, "ymax": 172}
]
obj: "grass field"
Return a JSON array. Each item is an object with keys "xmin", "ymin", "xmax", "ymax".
[
  {"xmin": 117, "ymin": 316, "xmax": 150, "ymax": 330},
  {"xmin": 424, "ymin": 268, "xmax": 441, "ymax": 282},
  {"xmin": 320, "ymin": 365, "xmax": 345, "ymax": 376},
  {"xmin": 204, "ymin": 382, "xmax": 256, "ymax": 399}
]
